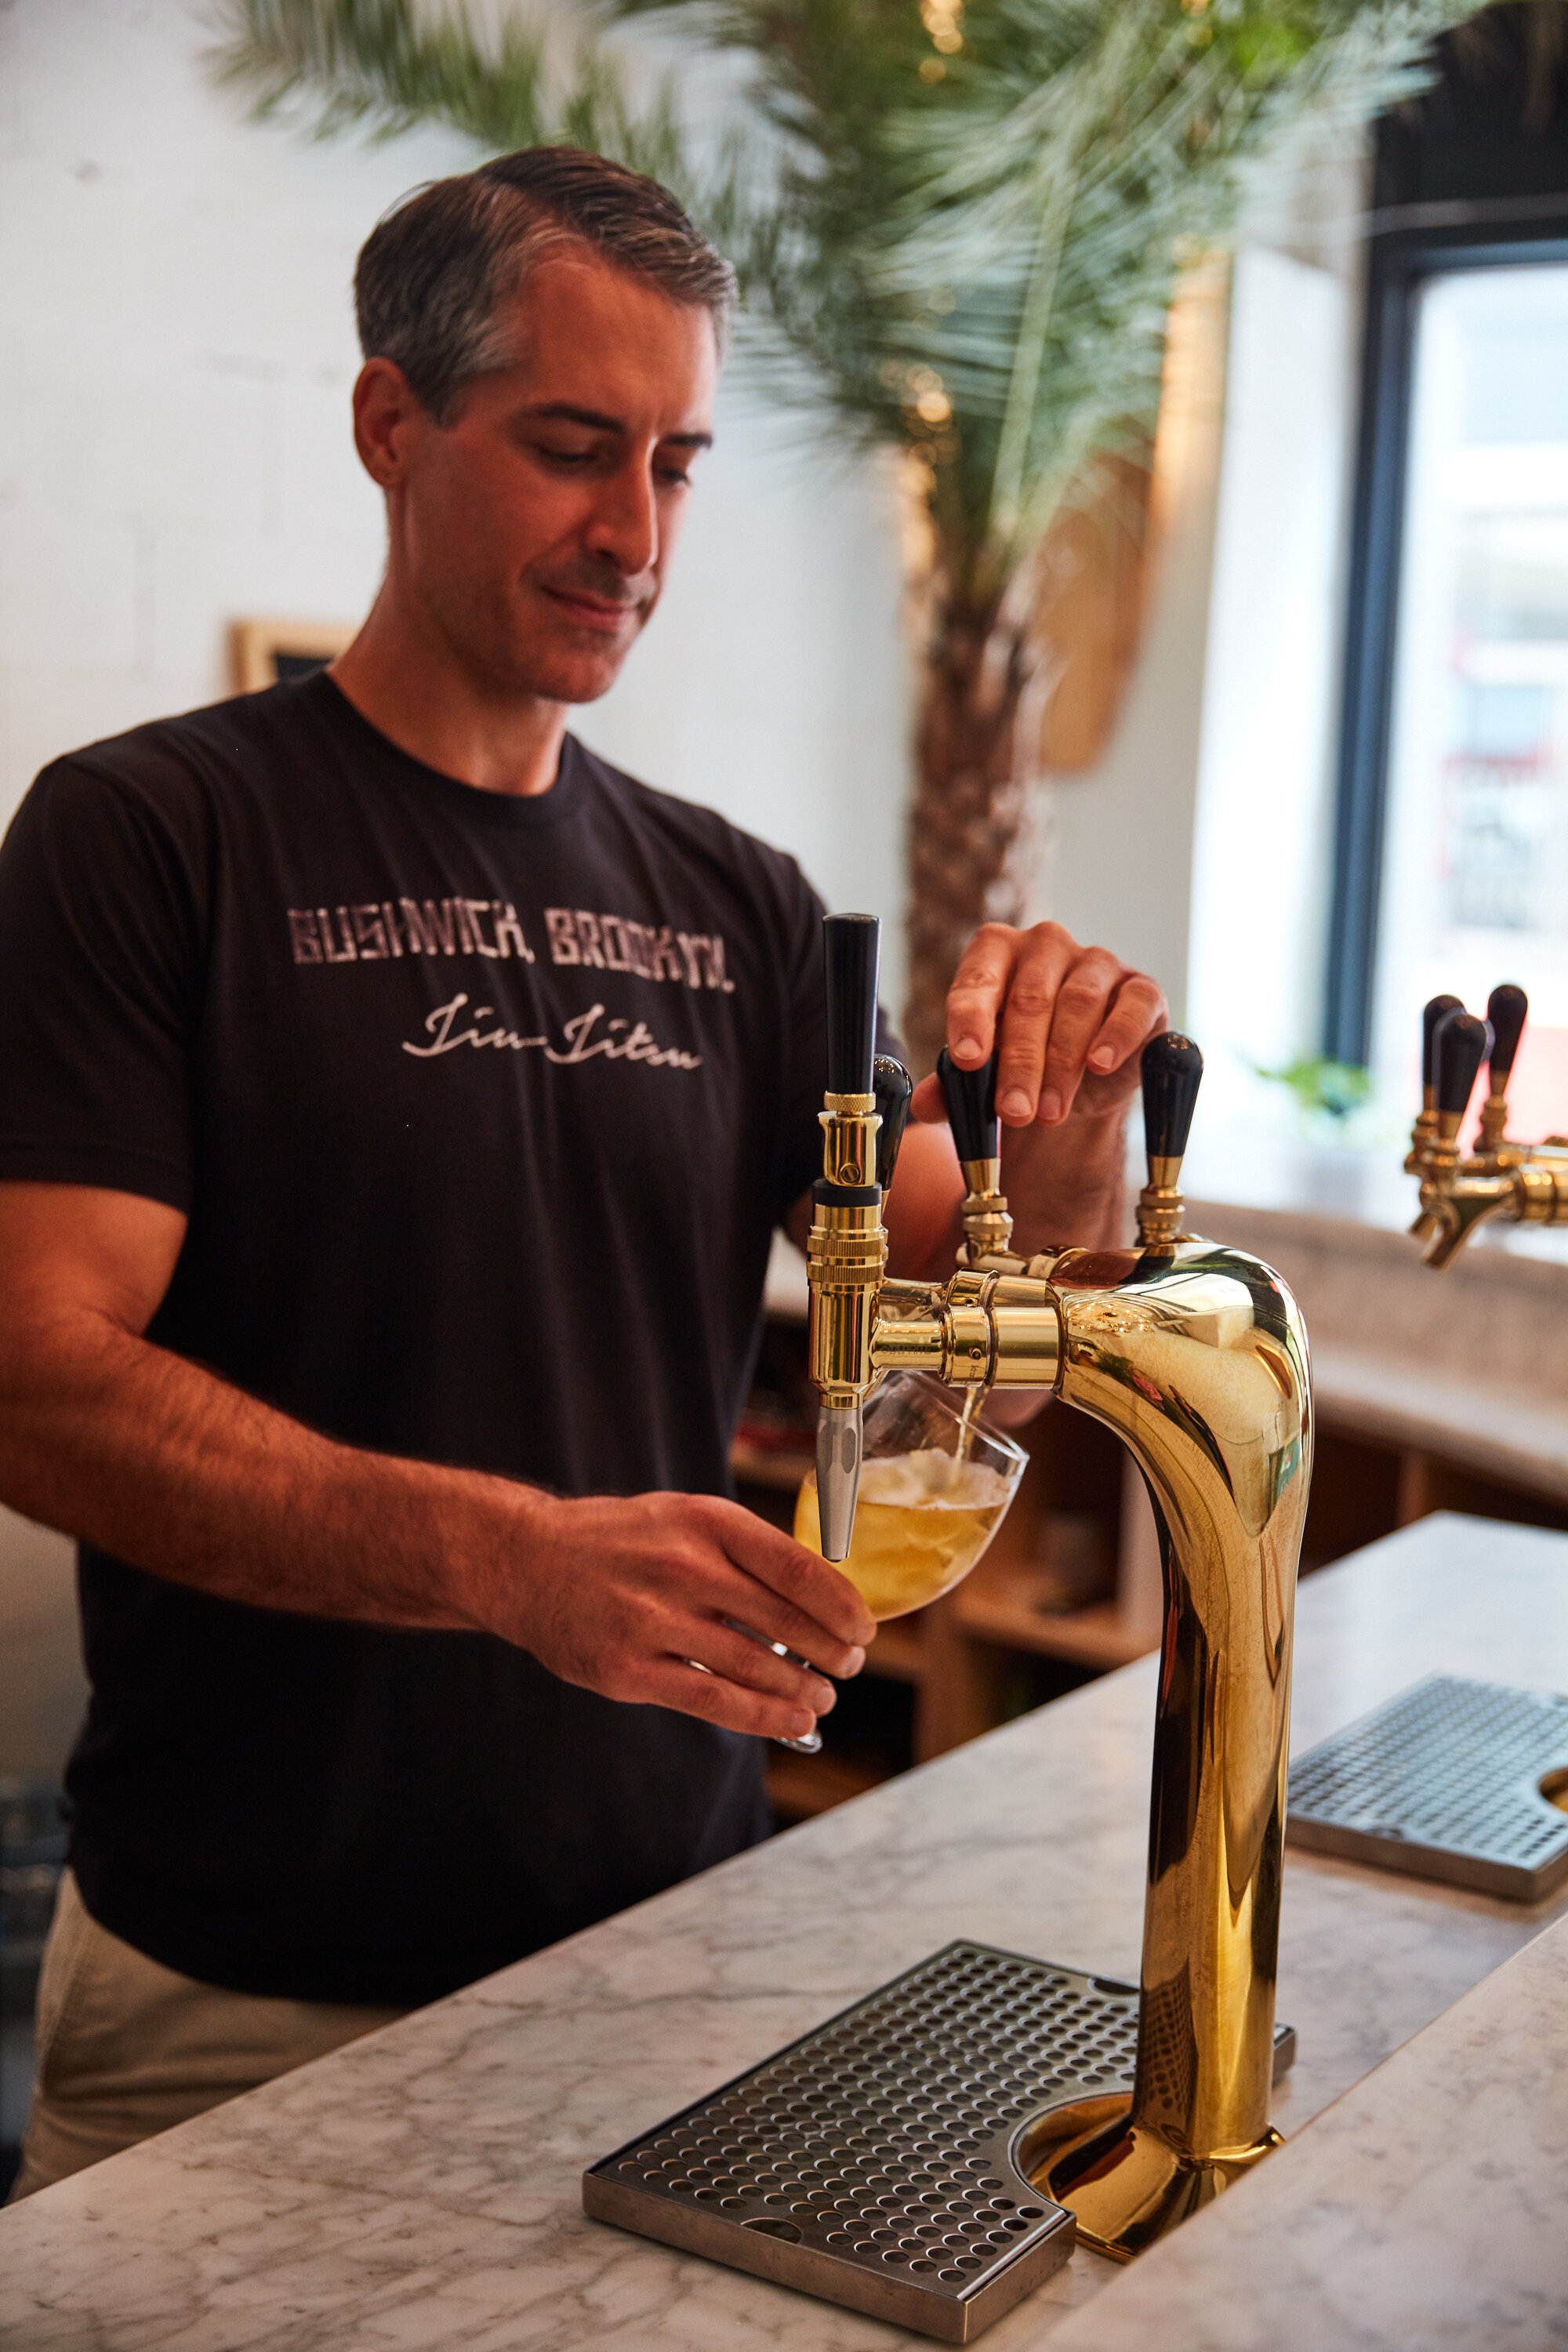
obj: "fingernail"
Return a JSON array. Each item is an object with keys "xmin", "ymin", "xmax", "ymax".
[
  {"xmin": 844, "ymin": 1646, "xmax": 866, "ymax": 1677},
  {"xmin": 792, "ymin": 1712, "xmax": 817, "ymax": 1740},
  {"xmin": 1040, "ymin": 1088, "xmax": 1063, "ymax": 1123},
  {"xmin": 955, "ymin": 1035, "xmax": 983, "ymax": 1063},
  {"xmin": 1089, "ymin": 1046, "xmax": 1116, "ymax": 1070},
  {"xmin": 813, "ymin": 1681, "xmax": 837, "ymax": 1714},
  {"xmin": 1000, "ymin": 1087, "xmax": 1031, "ymax": 1120}
]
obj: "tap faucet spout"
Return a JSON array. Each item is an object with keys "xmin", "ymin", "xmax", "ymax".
[{"xmin": 807, "ymin": 915, "xmax": 896, "ymax": 1559}]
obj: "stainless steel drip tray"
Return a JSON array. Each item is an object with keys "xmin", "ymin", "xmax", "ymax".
[
  {"xmin": 1287, "ymin": 1672, "xmax": 1568, "ymax": 1900},
  {"xmin": 583, "ymin": 1940, "xmax": 1297, "ymax": 2343}
]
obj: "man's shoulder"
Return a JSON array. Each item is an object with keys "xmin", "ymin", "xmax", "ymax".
[
  {"xmin": 568, "ymin": 735, "xmax": 818, "ymax": 913},
  {"xmin": 44, "ymin": 683, "xmax": 317, "ymax": 806}
]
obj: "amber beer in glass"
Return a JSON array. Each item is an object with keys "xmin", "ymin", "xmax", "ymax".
[{"xmin": 794, "ymin": 1371, "xmax": 1026, "ymax": 1620}]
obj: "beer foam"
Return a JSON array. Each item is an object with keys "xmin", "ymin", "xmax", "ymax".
[{"xmin": 855, "ymin": 1450, "xmax": 1011, "ymax": 1510}]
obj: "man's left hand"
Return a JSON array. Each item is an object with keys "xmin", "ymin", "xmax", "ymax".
[{"xmin": 907, "ymin": 920, "xmax": 1168, "ymax": 1258}]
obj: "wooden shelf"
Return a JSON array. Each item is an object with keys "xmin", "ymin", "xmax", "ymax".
[
  {"xmin": 730, "ymin": 1440, "xmax": 812, "ymax": 1494},
  {"xmin": 953, "ymin": 1557, "xmax": 1159, "ymax": 1672},
  {"xmin": 767, "ymin": 1748, "xmax": 889, "ymax": 1823},
  {"xmin": 862, "ymin": 1614, "xmax": 924, "ymax": 1684}
]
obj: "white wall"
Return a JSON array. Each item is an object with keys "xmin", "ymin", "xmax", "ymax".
[
  {"xmin": 1043, "ymin": 260, "xmax": 1232, "ymax": 1025},
  {"xmin": 0, "ymin": 0, "xmax": 910, "ymax": 1775},
  {"xmin": 1185, "ymin": 243, "xmax": 1356, "ymax": 1129}
]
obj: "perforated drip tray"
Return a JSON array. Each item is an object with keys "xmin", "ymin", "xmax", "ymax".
[
  {"xmin": 1287, "ymin": 1673, "xmax": 1568, "ymax": 1900},
  {"xmin": 583, "ymin": 1940, "xmax": 1296, "ymax": 2343}
]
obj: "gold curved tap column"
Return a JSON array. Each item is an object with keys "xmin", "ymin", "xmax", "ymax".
[
  {"xmin": 805, "ymin": 921, "xmax": 1313, "ymax": 2261},
  {"xmin": 1023, "ymin": 1236, "xmax": 1309, "ymax": 2256}
]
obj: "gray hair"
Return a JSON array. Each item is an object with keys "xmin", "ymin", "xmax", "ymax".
[{"xmin": 354, "ymin": 146, "xmax": 737, "ymax": 423}]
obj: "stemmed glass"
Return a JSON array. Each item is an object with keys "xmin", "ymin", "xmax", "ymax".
[
  {"xmin": 762, "ymin": 1373, "xmax": 1026, "ymax": 1752},
  {"xmin": 794, "ymin": 1371, "xmax": 1026, "ymax": 1620},
  {"xmin": 703, "ymin": 1375, "xmax": 1025, "ymax": 1756}
]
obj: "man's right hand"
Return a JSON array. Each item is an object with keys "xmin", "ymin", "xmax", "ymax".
[
  {"xmin": 475, "ymin": 1488, "xmax": 873, "ymax": 1744},
  {"xmin": 0, "ymin": 1179, "xmax": 873, "ymax": 1749}
]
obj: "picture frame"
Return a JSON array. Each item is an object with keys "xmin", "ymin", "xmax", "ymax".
[{"xmin": 230, "ymin": 618, "xmax": 356, "ymax": 694}]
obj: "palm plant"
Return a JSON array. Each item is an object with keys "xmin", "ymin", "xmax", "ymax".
[{"xmin": 210, "ymin": 0, "xmax": 1492, "ymax": 1062}]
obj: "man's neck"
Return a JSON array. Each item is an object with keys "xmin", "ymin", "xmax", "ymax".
[{"xmin": 329, "ymin": 590, "xmax": 569, "ymax": 799}]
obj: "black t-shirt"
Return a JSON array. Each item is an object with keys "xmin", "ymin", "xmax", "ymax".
[{"xmin": 0, "ymin": 674, "xmax": 844, "ymax": 2005}]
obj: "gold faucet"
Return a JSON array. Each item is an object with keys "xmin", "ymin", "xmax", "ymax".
[
  {"xmin": 806, "ymin": 916, "xmax": 1313, "ymax": 2259},
  {"xmin": 1406, "ymin": 986, "xmax": 1568, "ymax": 1270}
]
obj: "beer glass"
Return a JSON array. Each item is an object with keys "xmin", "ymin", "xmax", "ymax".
[{"xmin": 794, "ymin": 1370, "xmax": 1027, "ymax": 1621}]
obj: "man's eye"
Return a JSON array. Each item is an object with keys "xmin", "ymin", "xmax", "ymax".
[
  {"xmin": 656, "ymin": 466, "xmax": 694, "ymax": 490},
  {"xmin": 532, "ymin": 442, "xmax": 597, "ymax": 466}
]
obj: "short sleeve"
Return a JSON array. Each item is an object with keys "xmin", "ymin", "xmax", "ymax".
[{"xmin": 0, "ymin": 759, "xmax": 200, "ymax": 1211}]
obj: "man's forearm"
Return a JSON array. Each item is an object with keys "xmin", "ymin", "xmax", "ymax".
[
  {"xmin": 1003, "ymin": 1112, "xmax": 1133, "ymax": 1257},
  {"xmin": 0, "ymin": 1314, "xmax": 507, "ymax": 1629},
  {"xmin": 0, "ymin": 1177, "xmax": 870, "ymax": 1741},
  {"xmin": 884, "ymin": 1110, "xmax": 1131, "ymax": 1283}
]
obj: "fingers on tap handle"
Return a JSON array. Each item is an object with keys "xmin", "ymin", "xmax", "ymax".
[
  {"xmin": 1141, "ymin": 1032, "xmax": 1204, "ymax": 1166},
  {"xmin": 873, "ymin": 1056, "xmax": 914, "ymax": 1190},
  {"xmin": 935, "ymin": 1045, "xmax": 1000, "ymax": 1161},
  {"xmin": 1486, "ymin": 984, "xmax": 1528, "ymax": 1087},
  {"xmin": 1422, "ymin": 994, "xmax": 1465, "ymax": 1088},
  {"xmin": 1434, "ymin": 1008, "xmax": 1492, "ymax": 1120},
  {"xmin": 823, "ymin": 913, "xmax": 880, "ymax": 1097}
]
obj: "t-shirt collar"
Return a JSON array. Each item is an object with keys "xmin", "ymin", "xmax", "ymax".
[{"xmin": 307, "ymin": 672, "xmax": 589, "ymax": 830}]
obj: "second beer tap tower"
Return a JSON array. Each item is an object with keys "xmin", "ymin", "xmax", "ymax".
[
  {"xmin": 1406, "ymin": 982, "xmax": 1568, "ymax": 1268},
  {"xmin": 808, "ymin": 914, "xmax": 1315, "ymax": 2259}
]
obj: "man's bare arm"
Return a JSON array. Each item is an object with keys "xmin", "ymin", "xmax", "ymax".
[{"xmin": 0, "ymin": 1182, "xmax": 871, "ymax": 1744}]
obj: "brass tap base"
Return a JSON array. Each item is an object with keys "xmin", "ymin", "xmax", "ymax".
[{"xmin": 1024, "ymin": 2099, "xmax": 1284, "ymax": 2263}]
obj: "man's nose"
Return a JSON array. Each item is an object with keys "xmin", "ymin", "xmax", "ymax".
[{"xmin": 586, "ymin": 459, "xmax": 659, "ymax": 579}]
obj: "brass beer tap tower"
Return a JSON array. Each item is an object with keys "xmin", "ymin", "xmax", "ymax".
[
  {"xmin": 1406, "ymin": 984, "xmax": 1568, "ymax": 1269},
  {"xmin": 807, "ymin": 916, "xmax": 1313, "ymax": 2260}
]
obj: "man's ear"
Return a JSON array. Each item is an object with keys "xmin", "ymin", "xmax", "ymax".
[{"xmin": 351, "ymin": 358, "xmax": 428, "ymax": 491}]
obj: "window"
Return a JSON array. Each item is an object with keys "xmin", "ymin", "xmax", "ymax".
[
  {"xmin": 1325, "ymin": 9, "xmax": 1568, "ymax": 1138},
  {"xmin": 1369, "ymin": 263, "xmax": 1568, "ymax": 1134}
]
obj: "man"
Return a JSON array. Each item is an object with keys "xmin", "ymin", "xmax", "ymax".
[{"xmin": 0, "ymin": 148, "xmax": 1164, "ymax": 2198}]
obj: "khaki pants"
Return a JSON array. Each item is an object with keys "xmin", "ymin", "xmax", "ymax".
[{"xmin": 8, "ymin": 1871, "xmax": 405, "ymax": 2201}]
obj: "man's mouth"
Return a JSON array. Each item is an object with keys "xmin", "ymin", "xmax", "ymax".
[{"xmin": 540, "ymin": 585, "xmax": 641, "ymax": 634}]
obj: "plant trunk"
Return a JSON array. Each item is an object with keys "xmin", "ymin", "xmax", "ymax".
[{"xmin": 904, "ymin": 574, "xmax": 1037, "ymax": 1076}]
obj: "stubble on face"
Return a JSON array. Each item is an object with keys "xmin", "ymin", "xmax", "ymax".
[{"xmin": 402, "ymin": 251, "xmax": 719, "ymax": 711}]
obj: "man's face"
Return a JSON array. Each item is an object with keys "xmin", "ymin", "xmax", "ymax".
[{"xmin": 376, "ymin": 249, "xmax": 718, "ymax": 706}]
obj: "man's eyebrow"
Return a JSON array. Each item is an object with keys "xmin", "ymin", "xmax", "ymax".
[{"xmin": 526, "ymin": 401, "xmax": 713, "ymax": 448}]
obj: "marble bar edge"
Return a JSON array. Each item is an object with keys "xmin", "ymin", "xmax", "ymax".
[{"xmin": 2, "ymin": 1514, "xmax": 1566, "ymax": 2352}]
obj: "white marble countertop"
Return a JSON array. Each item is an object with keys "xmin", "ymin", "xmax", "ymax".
[
  {"xmin": 4, "ymin": 1512, "xmax": 1567, "ymax": 2350},
  {"xmin": 1045, "ymin": 1903, "xmax": 1568, "ymax": 2350}
]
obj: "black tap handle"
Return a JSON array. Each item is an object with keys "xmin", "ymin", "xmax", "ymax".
[
  {"xmin": 823, "ymin": 913, "xmax": 880, "ymax": 1097},
  {"xmin": 935, "ymin": 1046, "xmax": 999, "ymax": 1163},
  {"xmin": 1142, "ymin": 1032, "xmax": 1204, "ymax": 1167},
  {"xmin": 873, "ymin": 1057, "xmax": 913, "ymax": 1191},
  {"xmin": 1434, "ymin": 1009, "xmax": 1492, "ymax": 1120},
  {"xmin": 1486, "ymin": 984, "xmax": 1527, "ymax": 1088},
  {"xmin": 1422, "ymin": 993, "xmax": 1465, "ymax": 1088}
]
